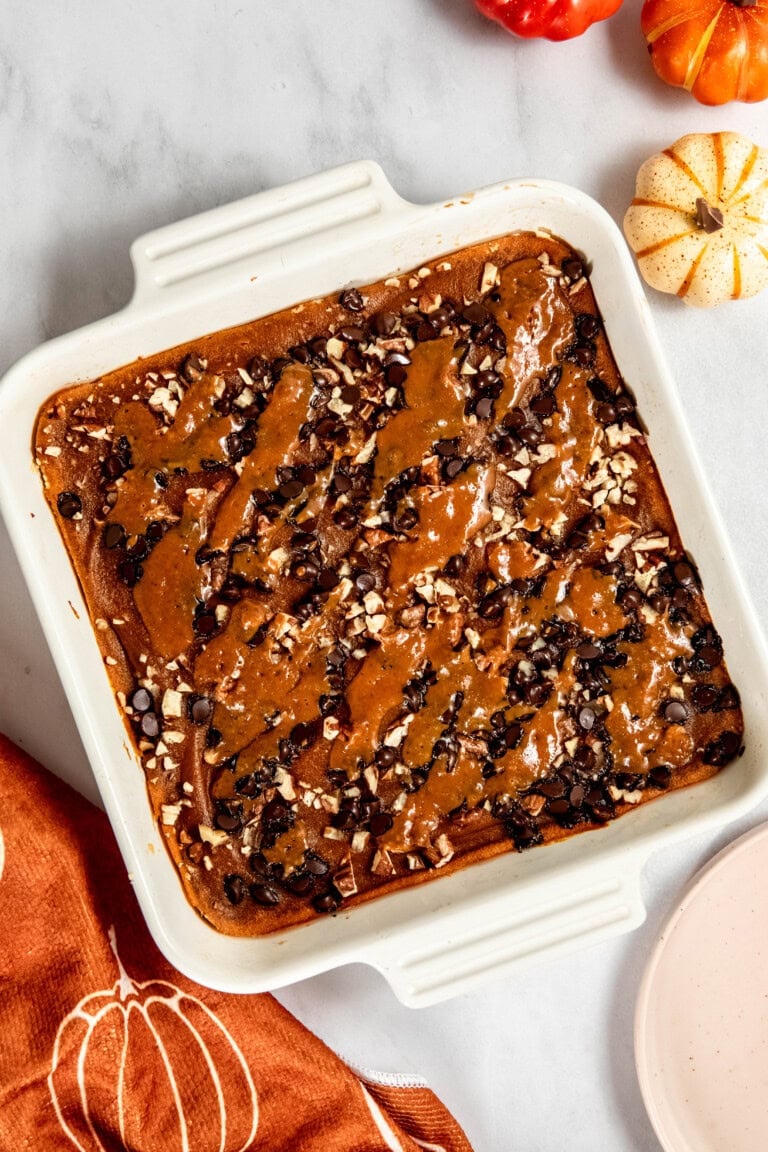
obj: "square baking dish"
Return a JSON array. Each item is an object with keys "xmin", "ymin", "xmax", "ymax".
[{"xmin": 2, "ymin": 162, "xmax": 767, "ymax": 1007}]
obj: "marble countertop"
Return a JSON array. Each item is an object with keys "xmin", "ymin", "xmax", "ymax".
[{"xmin": 2, "ymin": 2, "xmax": 767, "ymax": 1148}]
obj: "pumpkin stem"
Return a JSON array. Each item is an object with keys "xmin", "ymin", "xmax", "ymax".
[
  {"xmin": 695, "ymin": 197, "xmax": 725, "ymax": 234},
  {"xmin": 108, "ymin": 925, "xmax": 137, "ymax": 1001},
  {"xmin": 727, "ymin": 0, "xmax": 756, "ymax": 7}
]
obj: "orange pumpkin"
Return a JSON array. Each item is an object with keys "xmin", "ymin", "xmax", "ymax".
[
  {"xmin": 641, "ymin": 0, "xmax": 768, "ymax": 105},
  {"xmin": 48, "ymin": 927, "xmax": 259, "ymax": 1152}
]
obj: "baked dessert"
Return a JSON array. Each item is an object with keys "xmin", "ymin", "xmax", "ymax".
[{"xmin": 35, "ymin": 232, "xmax": 744, "ymax": 935}]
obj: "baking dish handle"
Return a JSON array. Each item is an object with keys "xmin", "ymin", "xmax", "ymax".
[
  {"xmin": 128, "ymin": 161, "xmax": 408, "ymax": 305},
  {"xmin": 369, "ymin": 855, "xmax": 647, "ymax": 1007}
]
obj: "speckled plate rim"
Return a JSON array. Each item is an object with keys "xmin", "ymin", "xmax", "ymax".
[{"xmin": 634, "ymin": 821, "xmax": 768, "ymax": 1152}]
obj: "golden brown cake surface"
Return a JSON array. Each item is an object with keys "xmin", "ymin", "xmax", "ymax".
[{"xmin": 35, "ymin": 233, "xmax": 743, "ymax": 934}]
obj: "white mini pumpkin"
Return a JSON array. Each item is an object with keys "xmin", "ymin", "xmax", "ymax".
[{"xmin": 624, "ymin": 131, "xmax": 768, "ymax": 308}]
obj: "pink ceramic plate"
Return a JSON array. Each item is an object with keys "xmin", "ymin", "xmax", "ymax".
[{"xmin": 636, "ymin": 823, "xmax": 768, "ymax": 1151}]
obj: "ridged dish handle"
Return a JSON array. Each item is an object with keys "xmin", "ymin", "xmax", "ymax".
[
  {"xmin": 129, "ymin": 161, "xmax": 406, "ymax": 304},
  {"xmin": 371, "ymin": 856, "xmax": 646, "ymax": 1008}
]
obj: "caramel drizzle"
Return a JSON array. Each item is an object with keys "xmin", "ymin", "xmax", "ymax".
[
  {"xmin": 370, "ymin": 337, "xmax": 465, "ymax": 502},
  {"xmin": 209, "ymin": 364, "xmax": 314, "ymax": 552}
]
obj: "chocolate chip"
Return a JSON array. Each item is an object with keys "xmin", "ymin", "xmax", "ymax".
[
  {"xmin": 526, "ymin": 682, "xmax": 551, "ymax": 708},
  {"xmin": 317, "ymin": 567, "xmax": 339, "ymax": 591},
  {"xmin": 140, "ymin": 712, "xmax": 159, "ymax": 739},
  {"xmin": 332, "ymin": 803, "xmax": 358, "ymax": 831},
  {"xmin": 371, "ymin": 311, "xmax": 397, "ymax": 336},
  {"xmin": 332, "ymin": 472, "xmax": 352, "ymax": 495},
  {"xmin": 369, "ymin": 812, "xmax": 394, "ymax": 836},
  {"xmin": 333, "ymin": 506, "xmax": 357, "ymax": 530},
  {"xmin": 542, "ymin": 365, "xmax": 562, "ymax": 392},
  {"xmin": 614, "ymin": 394, "xmax": 635, "ymax": 419},
  {"xmin": 575, "ymin": 745, "xmax": 596, "ymax": 770},
  {"xmin": 339, "ymin": 325, "xmax": 365, "ymax": 342},
  {"xmin": 312, "ymin": 889, "xmax": 342, "ymax": 914},
  {"xmin": 697, "ymin": 645, "xmax": 722, "ymax": 669},
  {"xmin": 692, "ymin": 683, "xmax": 719, "ymax": 711},
  {"xmin": 339, "ymin": 287, "xmax": 364, "ymax": 312},
  {"xmin": 444, "ymin": 554, "xmax": 466, "ymax": 578},
  {"xmin": 578, "ymin": 707, "xmax": 596, "ymax": 731},
  {"xmin": 125, "ymin": 537, "xmax": 149, "ymax": 562},
  {"xmin": 505, "ymin": 723, "xmax": 523, "ymax": 748},
  {"xmin": 386, "ymin": 362, "xmax": 408, "ymax": 387},
  {"xmin": 226, "ymin": 432, "xmax": 246, "ymax": 462},
  {"xmin": 215, "ymin": 808, "xmax": 241, "ymax": 833},
  {"xmin": 715, "ymin": 684, "xmax": 740, "ymax": 712},
  {"xmin": 548, "ymin": 798, "xmax": 571, "ymax": 817},
  {"xmin": 307, "ymin": 336, "xmax": 327, "ymax": 361},
  {"xmin": 576, "ymin": 642, "xmax": 601, "ymax": 660},
  {"xmin": 415, "ymin": 321, "xmax": 438, "ymax": 342},
  {"xmin": 396, "ymin": 507, "xmax": 419, "ymax": 532},
  {"xmin": 443, "ymin": 457, "xmax": 465, "ymax": 480},
  {"xmin": 562, "ymin": 256, "xmax": 585, "ymax": 281},
  {"xmin": 194, "ymin": 611, "xmax": 218, "ymax": 638},
  {"xmin": 620, "ymin": 588, "xmax": 643, "ymax": 612},
  {"xmin": 673, "ymin": 561, "xmax": 696, "ymax": 587},
  {"xmin": 664, "ymin": 700, "xmax": 688, "ymax": 724},
  {"xmin": 292, "ymin": 558, "xmax": 318, "ymax": 582},
  {"xmin": 190, "ymin": 696, "xmax": 213, "ymax": 724},
  {"xmin": 288, "ymin": 344, "xmax": 311, "ymax": 365},
  {"xmin": 475, "ymin": 369, "xmax": 502, "ymax": 391},
  {"xmin": 117, "ymin": 559, "xmax": 143, "ymax": 587},
  {"xmin": 518, "ymin": 424, "xmax": 543, "ymax": 447},
  {"xmin": 327, "ymin": 647, "xmax": 345, "ymax": 668},
  {"xmin": 596, "ymin": 403, "xmax": 617, "ymax": 425},
  {"xmin": 223, "ymin": 874, "xmax": 245, "ymax": 905},
  {"xmin": 304, "ymin": 853, "xmax": 330, "ymax": 876},
  {"xmin": 248, "ymin": 852, "xmax": 271, "ymax": 877},
  {"xmin": 703, "ymin": 730, "xmax": 741, "ymax": 766},
  {"xmin": 462, "ymin": 302, "xmax": 492, "ymax": 326},
  {"xmin": 373, "ymin": 745, "xmax": 396, "ymax": 769},
  {"xmin": 130, "ymin": 688, "xmax": 152, "ymax": 713},
  {"xmin": 103, "ymin": 523, "xmax": 125, "ymax": 549},
  {"xmin": 474, "ymin": 396, "xmax": 494, "ymax": 419},
  {"xmin": 649, "ymin": 764, "xmax": 671, "ymax": 789},
  {"xmin": 290, "ymin": 721, "xmax": 316, "ymax": 750},
  {"xmin": 530, "ymin": 394, "xmax": 555, "ymax": 417},
  {"xmin": 355, "ymin": 570, "xmax": 376, "ymax": 594},
  {"xmin": 250, "ymin": 883, "xmax": 280, "ymax": 906},
  {"xmin": 435, "ymin": 439, "xmax": 459, "ymax": 457},
  {"xmin": 177, "ymin": 351, "xmax": 204, "ymax": 382},
  {"xmin": 569, "ymin": 784, "xmax": 586, "ymax": 808},
  {"xmin": 247, "ymin": 355, "xmax": 270, "ymax": 383},
  {"xmin": 576, "ymin": 313, "xmax": 601, "ymax": 340},
  {"xmin": 278, "ymin": 479, "xmax": 303, "ymax": 501},
  {"xmin": 234, "ymin": 773, "xmax": 262, "ymax": 797},
  {"xmin": 57, "ymin": 491, "xmax": 82, "ymax": 519},
  {"xmin": 572, "ymin": 343, "xmax": 595, "ymax": 368},
  {"xmin": 102, "ymin": 453, "xmax": 130, "ymax": 481}
]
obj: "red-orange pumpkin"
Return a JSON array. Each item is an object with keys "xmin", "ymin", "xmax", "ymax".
[
  {"xmin": 48, "ymin": 928, "xmax": 259, "ymax": 1152},
  {"xmin": 641, "ymin": 0, "xmax": 768, "ymax": 105}
]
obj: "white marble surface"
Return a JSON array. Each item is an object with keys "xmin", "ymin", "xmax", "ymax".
[{"xmin": 1, "ymin": 2, "xmax": 767, "ymax": 1148}]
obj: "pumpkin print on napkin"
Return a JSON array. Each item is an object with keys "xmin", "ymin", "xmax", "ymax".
[
  {"xmin": 49, "ymin": 928, "xmax": 259, "ymax": 1152},
  {"xmin": 0, "ymin": 735, "xmax": 473, "ymax": 1152}
]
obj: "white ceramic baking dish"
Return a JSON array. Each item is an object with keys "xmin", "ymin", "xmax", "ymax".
[{"xmin": 2, "ymin": 162, "xmax": 767, "ymax": 1008}]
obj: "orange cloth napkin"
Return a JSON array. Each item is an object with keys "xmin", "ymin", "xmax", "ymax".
[{"xmin": 0, "ymin": 734, "xmax": 473, "ymax": 1151}]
